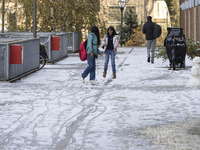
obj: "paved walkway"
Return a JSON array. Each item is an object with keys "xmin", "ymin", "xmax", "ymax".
[{"xmin": 0, "ymin": 47, "xmax": 200, "ymax": 150}]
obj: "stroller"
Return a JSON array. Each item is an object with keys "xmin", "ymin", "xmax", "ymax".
[{"xmin": 164, "ymin": 27, "xmax": 187, "ymax": 70}]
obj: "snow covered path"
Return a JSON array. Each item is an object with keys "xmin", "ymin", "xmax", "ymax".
[{"xmin": 1, "ymin": 47, "xmax": 200, "ymax": 150}]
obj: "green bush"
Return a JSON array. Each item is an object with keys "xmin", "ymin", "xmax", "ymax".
[
  {"xmin": 125, "ymin": 26, "xmax": 145, "ymax": 46},
  {"xmin": 155, "ymin": 45, "xmax": 168, "ymax": 62},
  {"xmin": 186, "ymin": 38, "xmax": 200, "ymax": 59}
]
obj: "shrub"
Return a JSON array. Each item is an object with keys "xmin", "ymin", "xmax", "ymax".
[
  {"xmin": 125, "ymin": 26, "xmax": 145, "ymax": 46},
  {"xmin": 186, "ymin": 38, "xmax": 200, "ymax": 59},
  {"xmin": 155, "ymin": 45, "xmax": 168, "ymax": 62},
  {"xmin": 151, "ymin": 30, "xmax": 168, "ymax": 62}
]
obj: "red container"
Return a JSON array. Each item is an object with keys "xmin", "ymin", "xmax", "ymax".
[
  {"xmin": 51, "ymin": 37, "xmax": 60, "ymax": 51},
  {"xmin": 10, "ymin": 45, "xmax": 23, "ymax": 64}
]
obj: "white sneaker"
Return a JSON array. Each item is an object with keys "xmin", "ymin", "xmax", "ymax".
[
  {"xmin": 80, "ymin": 75, "xmax": 85, "ymax": 83},
  {"xmin": 90, "ymin": 80, "xmax": 99, "ymax": 85}
]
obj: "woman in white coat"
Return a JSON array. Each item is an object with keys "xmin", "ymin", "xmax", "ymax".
[{"xmin": 102, "ymin": 26, "xmax": 119, "ymax": 79}]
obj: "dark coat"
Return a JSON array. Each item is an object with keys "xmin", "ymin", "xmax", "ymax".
[{"xmin": 142, "ymin": 21, "xmax": 155, "ymax": 40}]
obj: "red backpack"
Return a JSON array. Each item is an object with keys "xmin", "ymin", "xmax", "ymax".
[
  {"xmin": 79, "ymin": 34, "xmax": 94, "ymax": 61},
  {"xmin": 79, "ymin": 41, "xmax": 87, "ymax": 61}
]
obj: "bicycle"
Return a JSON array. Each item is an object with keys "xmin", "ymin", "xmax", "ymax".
[
  {"xmin": 39, "ymin": 44, "xmax": 48, "ymax": 69},
  {"xmin": 39, "ymin": 36, "xmax": 51, "ymax": 69},
  {"xmin": 170, "ymin": 38, "xmax": 176, "ymax": 71}
]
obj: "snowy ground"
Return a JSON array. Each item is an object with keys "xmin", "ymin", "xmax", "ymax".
[{"xmin": 0, "ymin": 47, "xmax": 200, "ymax": 150}]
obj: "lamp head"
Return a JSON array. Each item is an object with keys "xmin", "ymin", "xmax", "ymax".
[{"xmin": 118, "ymin": 0, "xmax": 126, "ymax": 8}]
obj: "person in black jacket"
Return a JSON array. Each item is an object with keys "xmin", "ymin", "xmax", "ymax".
[{"xmin": 142, "ymin": 16, "xmax": 156, "ymax": 63}]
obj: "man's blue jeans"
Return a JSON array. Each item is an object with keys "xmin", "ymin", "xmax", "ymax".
[
  {"xmin": 82, "ymin": 54, "xmax": 96, "ymax": 80},
  {"xmin": 104, "ymin": 50, "xmax": 116, "ymax": 73}
]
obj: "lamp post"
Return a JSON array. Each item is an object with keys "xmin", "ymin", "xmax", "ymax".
[
  {"xmin": 146, "ymin": 6, "xmax": 149, "ymax": 17},
  {"xmin": 166, "ymin": 7, "xmax": 168, "ymax": 28},
  {"xmin": 33, "ymin": 0, "xmax": 37, "ymax": 38},
  {"xmin": 2, "ymin": 0, "xmax": 5, "ymax": 33},
  {"xmin": 118, "ymin": 0, "xmax": 125, "ymax": 46}
]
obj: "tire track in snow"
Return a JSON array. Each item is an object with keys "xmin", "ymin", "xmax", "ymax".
[
  {"xmin": 80, "ymin": 48, "xmax": 134, "ymax": 149},
  {"xmin": 0, "ymin": 87, "xmax": 55, "ymax": 148},
  {"xmin": 48, "ymin": 81, "xmax": 103, "ymax": 149},
  {"xmin": 0, "ymin": 100, "xmax": 35, "ymax": 146},
  {"xmin": 54, "ymin": 48, "xmax": 134, "ymax": 150}
]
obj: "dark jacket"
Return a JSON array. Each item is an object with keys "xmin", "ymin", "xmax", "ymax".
[{"xmin": 142, "ymin": 21, "xmax": 155, "ymax": 40}]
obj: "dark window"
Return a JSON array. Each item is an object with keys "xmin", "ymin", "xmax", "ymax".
[{"xmin": 109, "ymin": 7, "xmax": 121, "ymax": 22}]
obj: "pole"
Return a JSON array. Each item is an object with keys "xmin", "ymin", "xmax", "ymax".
[
  {"xmin": 166, "ymin": 6, "xmax": 168, "ymax": 28},
  {"xmin": 33, "ymin": 0, "xmax": 37, "ymax": 38},
  {"xmin": 120, "ymin": 7, "xmax": 124, "ymax": 46},
  {"xmin": 2, "ymin": 0, "xmax": 5, "ymax": 33}
]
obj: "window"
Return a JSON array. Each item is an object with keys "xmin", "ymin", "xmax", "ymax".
[
  {"xmin": 109, "ymin": 7, "xmax": 121, "ymax": 22},
  {"xmin": 125, "ymin": 6, "xmax": 136, "ymax": 14}
]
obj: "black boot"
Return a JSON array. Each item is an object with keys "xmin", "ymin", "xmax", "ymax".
[
  {"xmin": 147, "ymin": 57, "xmax": 150, "ymax": 63},
  {"xmin": 103, "ymin": 70, "xmax": 107, "ymax": 78}
]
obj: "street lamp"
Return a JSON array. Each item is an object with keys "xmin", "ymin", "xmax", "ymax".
[
  {"xmin": 33, "ymin": 0, "xmax": 37, "ymax": 38},
  {"xmin": 166, "ymin": 6, "xmax": 168, "ymax": 28},
  {"xmin": 118, "ymin": 0, "xmax": 125, "ymax": 46},
  {"xmin": 2, "ymin": 0, "xmax": 5, "ymax": 33},
  {"xmin": 146, "ymin": 5, "xmax": 149, "ymax": 16}
]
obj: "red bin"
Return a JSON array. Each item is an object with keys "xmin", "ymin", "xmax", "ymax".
[{"xmin": 10, "ymin": 45, "xmax": 23, "ymax": 64}]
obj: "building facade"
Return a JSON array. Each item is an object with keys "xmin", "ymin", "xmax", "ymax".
[
  {"xmin": 180, "ymin": 0, "xmax": 200, "ymax": 41},
  {"xmin": 99, "ymin": 0, "xmax": 171, "ymax": 31}
]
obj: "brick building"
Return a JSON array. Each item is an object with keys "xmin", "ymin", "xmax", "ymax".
[{"xmin": 180, "ymin": 0, "xmax": 200, "ymax": 41}]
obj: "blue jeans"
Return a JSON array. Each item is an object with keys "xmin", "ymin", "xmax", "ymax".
[
  {"xmin": 82, "ymin": 54, "xmax": 96, "ymax": 80},
  {"xmin": 104, "ymin": 50, "xmax": 116, "ymax": 73}
]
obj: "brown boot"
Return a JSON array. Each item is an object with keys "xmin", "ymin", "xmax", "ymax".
[
  {"xmin": 113, "ymin": 72, "xmax": 116, "ymax": 79},
  {"xmin": 103, "ymin": 70, "xmax": 107, "ymax": 78}
]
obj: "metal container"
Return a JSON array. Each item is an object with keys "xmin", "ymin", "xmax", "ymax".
[
  {"xmin": 50, "ymin": 33, "xmax": 68, "ymax": 62},
  {"xmin": 0, "ymin": 38, "xmax": 40, "ymax": 81},
  {"xmin": 0, "ymin": 32, "xmax": 69, "ymax": 62},
  {"xmin": 37, "ymin": 32, "xmax": 69, "ymax": 62},
  {"xmin": 66, "ymin": 32, "xmax": 81, "ymax": 52}
]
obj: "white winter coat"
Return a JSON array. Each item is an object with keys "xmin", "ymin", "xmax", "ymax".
[{"xmin": 102, "ymin": 34, "xmax": 119, "ymax": 51}]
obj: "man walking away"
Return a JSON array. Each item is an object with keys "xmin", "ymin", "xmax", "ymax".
[{"xmin": 142, "ymin": 16, "xmax": 156, "ymax": 64}]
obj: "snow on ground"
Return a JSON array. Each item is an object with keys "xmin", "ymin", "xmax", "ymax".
[{"xmin": 0, "ymin": 47, "xmax": 200, "ymax": 150}]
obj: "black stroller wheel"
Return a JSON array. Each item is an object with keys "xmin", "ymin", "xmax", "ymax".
[
  {"xmin": 172, "ymin": 61, "xmax": 176, "ymax": 71},
  {"xmin": 40, "ymin": 55, "xmax": 46, "ymax": 69}
]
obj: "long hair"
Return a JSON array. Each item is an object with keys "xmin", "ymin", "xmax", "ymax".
[
  {"xmin": 107, "ymin": 26, "xmax": 117, "ymax": 37},
  {"xmin": 91, "ymin": 26, "xmax": 100, "ymax": 45}
]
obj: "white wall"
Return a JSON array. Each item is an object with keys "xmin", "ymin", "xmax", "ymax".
[{"xmin": 153, "ymin": 1, "xmax": 170, "ymax": 19}]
